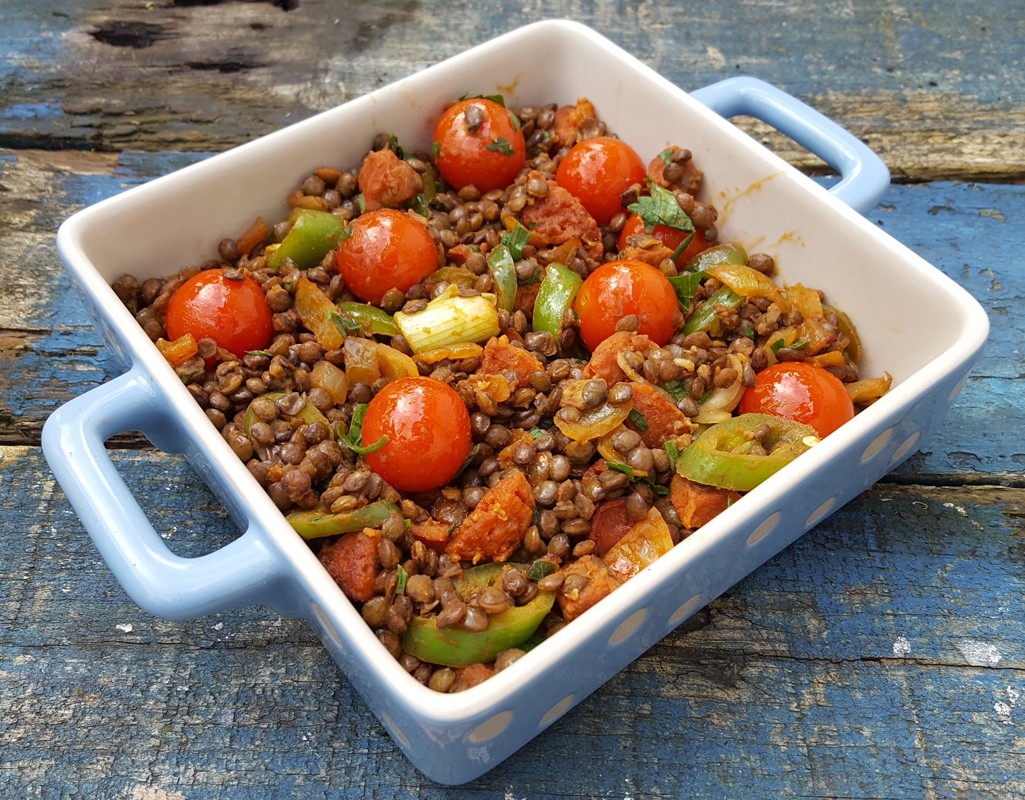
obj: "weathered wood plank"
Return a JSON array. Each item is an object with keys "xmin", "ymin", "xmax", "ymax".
[
  {"xmin": 1, "ymin": 0, "xmax": 1022, "ymax": 181},
  {"xmin": 2, "ymin": 146, "xmax": 1020, "ymax": 480},
  {"xmin": 3, "ymin": 445, "xmax": 1023, "ymax": 796}
]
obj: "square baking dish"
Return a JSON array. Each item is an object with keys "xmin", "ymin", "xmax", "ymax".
[{"xmin": 43, "ymin": 19, "xmax": 988, "ymax": 785}]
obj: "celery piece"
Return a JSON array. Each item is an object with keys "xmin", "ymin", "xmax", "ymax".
[
  {"xmin": 393, "ymin": 289, "xmax": 500, "ymax": 354},
  {"xmin": 684, "ymin": 242, "xmax": 748, "ymax": 272}
]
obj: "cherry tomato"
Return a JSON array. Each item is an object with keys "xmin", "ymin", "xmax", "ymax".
[
  {"xmin": 555, "ymin": 136, "xmax": 646, "ymax": 225},
  {"xmin": 433, "ymin": 97, "xmax": 527, "ymax": 193},
  {"xmin": 617, "ymin": 214, "xmax": 710, "ymax": 267},
  {"xmin": 738, "ymin": 361, "xmax": 854, "ymax": 437},
  {"xmin": 165, "ymin": 268, "xmax": 273, "ymax": 357},
  {"xmin": 335, "ymin": 209, "xmax": 438, "ymax": 305},
  {"xmin": 573, "ymin": 259, "xmax": 680, "ymax": 351},
  {"xmin": 362, "ymin": 376, "xmax": 472, "ymax": 493}
]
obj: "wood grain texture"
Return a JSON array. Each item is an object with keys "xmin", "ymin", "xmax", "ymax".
[
  {"xmin": 2, "ymin": 446, "xmax": 1023, "ymax": 797},
  {"xmin": 3, "ymin": 1, "xmax": 1024, "ymax": 796},
  {"xmin": 1, "ymin": 1, "xmax": 1022, "ymax": 181}
]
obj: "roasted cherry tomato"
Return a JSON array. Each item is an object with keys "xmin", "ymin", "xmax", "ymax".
[
  {"xmin": 335, "ymin": 209, "xmax": 438, "ymax": 305},
  {"xmin": 165, "ymin": 268, "xmax": 273, "ymax": 358},
  {"xmin": 738, "ymin": 361, "xmax": 854, "ymax": 437},
  {"xmin": 617, "ymin": 214, "xmax": 710, "ymax": 266},
  {"xmin": 433, "ymin": 97, "xmax": 527, "ymax": 193},
  {"xmin": 573, "ymin": 259, "xmax": 680, "ymax": 351},
  {"xmin": 362, "ymin": 376, "xmax": 472, "ymax": 493},
  {"xmin": 555, "ymin": 136, "xmax": 646, "ymax": 225}
]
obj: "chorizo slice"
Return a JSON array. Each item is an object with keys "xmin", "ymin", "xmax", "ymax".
[{"xmin": 445, "ymin": 471, "xmax": 534, "ymax": 564}]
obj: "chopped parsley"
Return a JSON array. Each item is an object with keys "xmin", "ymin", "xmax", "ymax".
[
  {"xmin": 628, "ymin": 408, "xmax": 649, "ymax": 432},
  {"xmin": 667, "ymin": 269, "xmax": 705, "ymax": 308},
  {"xmin": 336, "ymin": 403, "xmax": 389, "ymax": 456},
  {"xmin": 486, "ymin": 137, "xmax": 515, "ymax": 157}
]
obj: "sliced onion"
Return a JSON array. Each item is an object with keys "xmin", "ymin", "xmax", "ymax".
[
  {"xmin": 694, "ymin": 354, "xmax": 748, "ymax": 424},
  {"xmin": 311, "ymin": 360, "xmax": 349, "ymax": 405},
  {"xmin": 707, "ymin": 263, "xmax": 785, "ymax": 308},
  {"xmin": 554, "ymin": 400, "xmax": 633, "ymax": 442}
]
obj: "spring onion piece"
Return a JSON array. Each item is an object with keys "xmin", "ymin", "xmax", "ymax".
[
  {"xmin": 394, "ymin": 287, "xmax": 500, "ymax": 354},
  {"xmin": 682, "ymin": 285, "xmax": 744, "ymax": 335},
  {"xmin": 336, "ymin": 301, "xmax": 399, "ymax": 338},
  {"xmin": 287, "ymin": 500, "xmax": 399, "ymax": 541},
  {"xmin": 532, "ymin": 262, "xmax": 583, "ymax": 352},
  {"xmin": 676, "ymin": 413, "xmax": 817, "ymax": 492},
  {"xmin": 684, "ymin": 242, "xmax": 748, "ymax": 272},
  {"xmin": 401, "ymin": 563, "xmax": 555, "ymax": 667},
  {"xmin": 267, "ymin": 208, "xmax": 348, "ymax": 270}
]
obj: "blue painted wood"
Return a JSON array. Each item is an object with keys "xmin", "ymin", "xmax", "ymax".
[
  {"xmin": 3, "ymin": 0, "xmax": 1024, "ymax": 795},
  {"xmin": 3, "ymin": 448, "xmax": 1023, "ymax": 797}
]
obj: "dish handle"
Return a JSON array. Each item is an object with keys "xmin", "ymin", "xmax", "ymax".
[
  {"xmin": 690, "ymin": 76, "xmax": 889, "ymax": 214},
  {"xmin": 41, "ymin": 369, "xmax": 283, "ymax": 620}
]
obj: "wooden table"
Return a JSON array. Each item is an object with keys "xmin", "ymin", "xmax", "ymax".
[{"xmin": 3, "ymin": 2, "xmax": 1023, "ymax": 796}]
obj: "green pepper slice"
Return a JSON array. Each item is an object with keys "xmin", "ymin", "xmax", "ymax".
[
  {"xmin": 676, "ymin": 412, "xmax": 818, "ymax": 491},
  {"xmin": 682, "ymin": 285, "xmax": 744, "ymax": 335},
  {"xmin": 336, "ymin": 301, "xmax": 399, "ymax": 338},
  {"xmin": 486, "ymin": 243, "xmax": 518, "ymax": 312},
  {"xmin": 532, "ymin": 262, "xmax": 582, "ymax": 353},
  {"xmin": 287, "ymin": 500, "xmax": 400, "ymax": 541},
  {"xmin": 402, "ymin": 563, "xmax": 555, "ymax": 667},
  {"xmin": 267, "ymin": 208, "xmax": 348, "ymax": 270}
]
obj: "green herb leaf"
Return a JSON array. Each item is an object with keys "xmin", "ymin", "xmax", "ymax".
[
  {"xmin": 790, "ymin": 339, "xmax": 810, "ymax": 350},
  {"xmin": 246, "ymin": 349, "xmax": 274, "ymax": 358},
  {"xmin": 665, "ymin": 440, "xmax": 680, "ymax": 473},
  {"xmin": 658, "ymin": 148, "xmax": 675, "ymax": 166},
  {"xmin": 528, "ymin": 426, "xmax": 547, "ymax": 439},
  {"xmin": 327, "ymin": 308, "xmax": 360, "ymax": 336},
  {"xmin": 455, "ymin": 443, "xmax": 481, "ymax": 478},
  {"xmin": 663, "ymin": 380, "xmax": 689, "ymax": 400},
  {"xmin": 528, "ymin": 560, "xmax": 557, "ymax": 581},
  {"xmin": 432, "ymin": 141, "xmax": 441, "ymax": 158},
  {"xmin": 501, "ymin": 224, "xmax": 533, "ymax": 260},
  {"xmin": 628, "ymin": 408, "xmax": 650, "ymax": 432},
  {"xmin": 667, "ymin": 270, "xmax": 705, "ymax": 308},
  {"xmin": 395, "ymin": 564, "xmax": 408, "ymax": 596},
  {"xmin": 627, "ymin": 182, "xmax": 695, "ymax": 236},
  {"xmin": 388, "ymin": 134, "xmax": 405, "ymax": 160},
  {"xmin": 336, "ymin": 403, "xmax": 389, "ymax": 456},
  {"xmin": 606, "ymin": 461, "xmax": 635, "ymax": 479},
  {"xmin": 486, "ymin": 137, "xmax": 515, "ymax": 157},
  {"xmin": 742, "ymin": 325, "xmax": 756, "ymax": 338},
  {"xmin": 482, "ymin": 93, "xmax": 506, "ymax": 107},
  {"xmin": 770, "ymin": 338, "xmax": 786, "ymax": 354}
]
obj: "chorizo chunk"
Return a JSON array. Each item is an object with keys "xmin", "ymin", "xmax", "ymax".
[
  {"xmin": 318, "ymin": 527, "xmax": 381, "ymax": 603},
  {"xmin": 479, "ymin": 334, "xmax": 544, "ymax": 389},
  {"xmin": 581, "ymin": 331, "xmax": 657, "ymax": 384},
  {"xmin": 358, "ymin": 149, "xmax": 422, "ymax": 211},
  {"xmin": 519, "ymin": 172, "xmax": 603, "ymax": 260},
  {"xmin": 670, "ymin": 474, "xmax": 742, "ymax": 529},
  {"xmin": 556, "ymin": 554, "xmax": 622, "ymax": 622},
  {"xmin": 446, "ymin": 471, "xmax": 534, "ymax": 564},
  {"xmin": 627, "ymin": 382, "xmax": 694, "ymax": 448}
]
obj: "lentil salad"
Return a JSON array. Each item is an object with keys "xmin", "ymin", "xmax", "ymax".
[{"xmin": 111, "ymin": 95, "xmax": 891, "ymax": 692}]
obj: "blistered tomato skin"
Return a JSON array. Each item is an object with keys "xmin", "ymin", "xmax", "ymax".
[
  {"xmin": 433, "ymin": 98, "xmax": 527, "ymax": 193},
  {"xmin": 362, "ymin": 377, "xmax": 472, "ymax": 493},
  {"xmin": 555, "ymin": 136, "xmax": 646, "ymax": 225},
  {"xmin": 738, "ymin": 361, "xmax": 855, "ymax": 437},
  {"xmin": 334, "ymin": 209, "xmax": 439, "ymax": 305},
  {"xmin": 165, "ymin": 268, "xmax": 274, "ymax": 357},
  {"xmin": 573, "ymin": 259, "xmax": 680, "ymax": 351}
]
